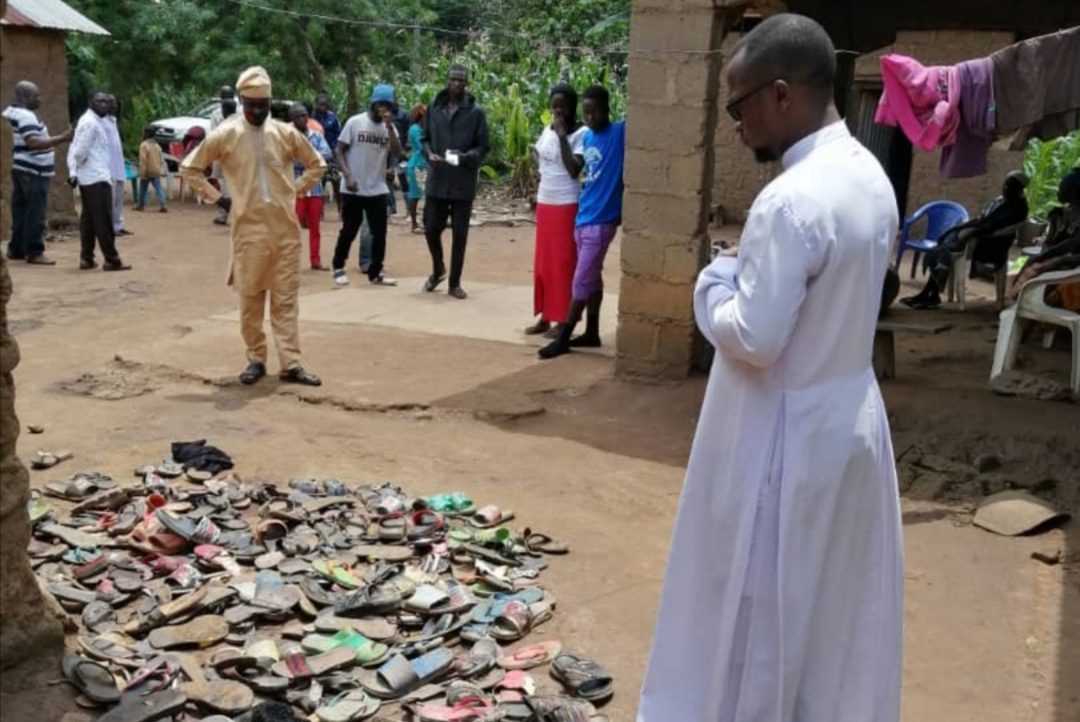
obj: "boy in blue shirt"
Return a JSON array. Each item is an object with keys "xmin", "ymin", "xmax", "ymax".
[{"xmin": 539, "ymin": 85, "xmax": 625, "ymax": 359}]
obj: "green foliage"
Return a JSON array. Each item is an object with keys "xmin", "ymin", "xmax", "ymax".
[
  {"xmin": 62, "ymin": 0, "xmax": 629, "ymax": 192},
  {"xmin": 1023, "ymin": 132, "xmax": 1080, "ymax": 221}
]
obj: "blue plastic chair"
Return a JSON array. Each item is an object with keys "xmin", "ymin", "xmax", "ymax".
[{"xmin": 895, "ymin": 200, "xmax": 969, "ymax": 278}]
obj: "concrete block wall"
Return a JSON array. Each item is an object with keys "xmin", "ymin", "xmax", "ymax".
[
  {"xmin": 617, "ymin": 0, "xmax": 740, "ymax": 378},
  {"xmin": 711, "ymin": 29, "xmax": 1023, "ymax": 224},
  {"xmin": 0, "ymin": 28, "xmax": 77, "ymax": 230}
]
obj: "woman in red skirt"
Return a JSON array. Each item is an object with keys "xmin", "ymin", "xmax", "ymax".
[{"xmin": 528, "ymin": 84, "xmax": 586, "ymax": 337}]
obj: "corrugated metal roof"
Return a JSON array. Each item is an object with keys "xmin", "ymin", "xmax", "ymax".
[{"xmin": 1, "ymin": 0, "xmax": 109, "ymax": 36}]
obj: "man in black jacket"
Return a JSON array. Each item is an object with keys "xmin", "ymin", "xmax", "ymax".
[{"xmin": 421, "ymin": 65, "xmax": 490, "ymax": 299}]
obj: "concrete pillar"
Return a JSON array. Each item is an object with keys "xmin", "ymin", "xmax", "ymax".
[
  {"xmin": 0, "ymin": 241, "xmax": 63, "ymax": 668},
  {"xmin": 616, "ymin": 0, "xmax": 747, "ymax": 378}
]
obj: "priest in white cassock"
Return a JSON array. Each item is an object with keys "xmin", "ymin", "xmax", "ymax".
[{"xmin": 637, "ymin": 14, "xmax": 903, "ymax": 722}]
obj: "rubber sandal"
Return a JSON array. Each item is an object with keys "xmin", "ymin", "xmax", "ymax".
[
  {"xmin": 549, "ymin": 653, "xmax": 613, "ymax": 703},
  {"xmin": 334, "ymin": 585, "xmax": 403, "ymax": 617},
  {"xmin": 252, "ymin": 569, "xmax": 300, "ymax": 613},
  {"xmin": 525, "ymin": 696, "xmax": 601, "ymax": 721},
  {"xmin": 270, "ymin": 646, "xmax": 357, "ymax": 680},
  {"xmin": 147, "ymin": 614, "xmax": 228, "ymax": 649},
  {"xmin": 315, "ymin": 688, "xmax": 381, "ymax": 722},
  {"xmin": 44, "ymin": 476, "xmax": 99, "ymax": 500},
  {"xmin": 301, "ymin": 629, "xmax": 389, "ymax": 666},
  {"xmin": 497, "ymin": 640, "xmax": 563, "ymax": 670},
  {"xmin": 351, "ymin": 544, "xmax": 413, "ymax": 562},
  {"xmin": 179, "ymin": 679, "xmax": 255, "ymax": 714},
  {"xmin": 358, "ymin": 648, "xmax": 455, "ymax": 700},
  {"xmin": 313, "ymin": 613, "xmax": 397, "ymax": 641},
  {"xmin": 155, "ymin": 510, "xmax": 221, "ymax": 544},
  {"xmin": 62, "ymin": 653, "xmax": 121, "ymax": 704},
  {"xmin": 523, "ymin": 528, "xmax": 570, "ymax": 556},
  {"xmin": 31, "ymin": 449, "xmax": 73, "ymax": 470},
  {"xmin": 470, "ymin": 505, "xmax": 514, "ymax": 529},
  {"xmin": 94, "ymin": 690, "xmax": 187, "ymax": 722},
  {"xmin": 313, "ymin": 559, "xmax": 362, "ymax": 589},
  {"xmin": 416, "ymin": 694, "xmax": 497, "ymax": 722}
]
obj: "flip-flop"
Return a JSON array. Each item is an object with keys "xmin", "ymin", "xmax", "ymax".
[
  {"xmin": 270, "ymin": 646, "xmax": 357, "ymax": 680},
  {"xmin": 523, "ymin": 528, "xmax": 570, "ymax": 556},
  {"xmin": 155, "ymin": 510, "xmax": 221, "ymax": 544},
  {"xmin": 94, "ymin": 690, "xmax": 187, "ymax": 722},
  {"xmin": 550, "ymin": 653, "xmax": 613, "ymax": 702},
  {"xmin": 358, "ymin": 648, "xmax": 455, "ymax": 700},
  {"xmin": 62, "ymin": 653, "xmax": 121, "ymax": 704},
  {"xmin": 315, "ymin": 688, "xmax": 381, "ymax": 722},
  {"xmin": 147, "ymin": 614, "xmax": 228, "ymax": 649},
  {"xmin": 37, "ymin": 522, "xmax": 109, "ymax": 549},
  {"xmin": 31, "ymin": 449, "xmax": 74, "ymax": 470},
  {"xmin": 497, "ymin": 640, "xmax": 563, "ymax": 670},
  {"xmin": 301, "ymin": 629, "xmax": 390, "ymax": 666},
  {"xmin": 469, "ymin": 506, "xmax": 514, "ymax": 529},
  {"xmin": 313, "ymin": 613, "xmax": 397, "ymax": 641},
  {"xmin": 313, "ymin": 559, "xmax": 362, "ymax": 589},
  {"xmin": 179, "ymin": 679, "xmax": 255, "ymax": 714},
  {"xmin": 416, "ymin": 694, "xmax": 498, "ymax": 722},
  {"xmin": 351, "ymin": 544, "xmax": 413, "ymax": 562},
  {"xmin": 303, "ymin": 496, "xmax": 356, "ymax": 514}
]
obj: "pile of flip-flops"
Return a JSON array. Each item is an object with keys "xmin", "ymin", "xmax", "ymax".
[{"xmin": 30, "ymin": 458, "xmax": 613, "ymax": 722}]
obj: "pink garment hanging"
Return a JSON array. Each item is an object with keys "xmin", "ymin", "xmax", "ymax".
[{"xmin": 874, "ymin": 54, "xmax": 960, "ymax": 152}]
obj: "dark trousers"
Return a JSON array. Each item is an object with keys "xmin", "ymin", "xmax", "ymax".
[
  {"xmin": 424, "ymin": 197, "xmax": 473, "ymax": 289},
  {"xmin": 78, "ymin": 182, "xmax": 121, "ymax": 265},
  {"xmin": 333, "ymin": 193, "xmax": 388, "ymax": 280},
  {"xmin": 8, "ymin": 170, "xmax": 49, "ymax": 259}
]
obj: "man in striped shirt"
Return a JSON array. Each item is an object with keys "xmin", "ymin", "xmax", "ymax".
[{"xmin": 3, "ymin": 81, "xmax": 73, "ymax": 265}]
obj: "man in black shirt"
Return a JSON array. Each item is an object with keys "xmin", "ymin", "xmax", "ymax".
[
  {"xmin": 902, "ymin": 171, "xmax": 1029, "ymax": 309},
  {"xmin": 421, "ymin": 65, "xmax": 490, "ymax": 299}
]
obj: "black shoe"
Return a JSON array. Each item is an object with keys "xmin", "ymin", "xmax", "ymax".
[
  {"xmin": 280, "ymin": 366, "xmax": 321, "ymax": 386},
  {"xmin": 239, "ymin": 361, "xmax": 266, "ymax": 385},
  {"xmin": 538, "ymin": 338, "xmax": 572, "ymax": 360},
  {"xmin": 6, "ymin": 252, "xmax": 26, "ymax": 261},
  {"xmin": 79, "ymin": 260, "xmax": 97, "ymax": 270},
  {"xmin": 424, "ymin": 272, "xmax": 447, "ymax": 292},
  {"xmin": 102, "ymin": 261, "xmax": 132, "ymax": 271},
  {"xmin": 568, "ymin": 333, "xmax": 601, "ymax": 348},
  {"xmin": 116, "ymin": 229, "xmax": 134, "ymax": 236},
  {"xmin": 448, "ymin": 286, "xmax": 468, "ymax": 300}
]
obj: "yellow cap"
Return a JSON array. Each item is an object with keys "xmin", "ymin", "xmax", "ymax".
[{"xmin": 236, "ymin": 66, "xmax": 272, "ymax": 99}]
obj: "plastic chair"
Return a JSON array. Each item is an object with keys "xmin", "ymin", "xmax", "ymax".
[
  {"xmin": 990, "ymin": 268, "xmax": 1080, "ymax": 394},
  {"xmin": 947, "ymin": 221, "xmax": 1023, "ymax": 311},
  {"xmin": 894, "ymin": 201, "xmax": 970, "ymax": 278}
]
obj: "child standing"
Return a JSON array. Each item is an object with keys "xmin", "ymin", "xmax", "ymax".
[{"xmin": 136, "ymin": 126, "xmax": 167, "ymax": 212}]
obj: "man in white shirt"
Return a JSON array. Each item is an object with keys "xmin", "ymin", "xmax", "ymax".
[
  {"xmin": 103, "ymin": 94, "xmax": 131, "ymax": 236},
  {"xmin": 637, "ymin": 15, "xmax": 902, "ymax": 722},
  {"xmin": 67, "ymin": 91, "xmax": 130, "ymax": 271},
  {"xmin": 331, "ymin": 84, "xmax": 402, "ymax": 287}
]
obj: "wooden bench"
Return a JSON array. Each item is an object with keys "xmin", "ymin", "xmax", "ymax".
[{"xmin": 873, "ymin": 319, "xmax": 953, "ymax": 380}]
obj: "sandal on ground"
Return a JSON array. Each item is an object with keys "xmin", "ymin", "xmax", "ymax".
[
  {"xmin": 470, "ymin": 505, "xmax": 514, "ymax": 529},
  {"xmin": 32, "ymin": 449, "xmax": 74, "ymax": 470},
  {"xmin": 497, "ymin": 640, "xmax": 563, "ymax": 670},
  {"xmin": 549, "ymin": 652, "xmax": 614, "ymax": 702},
  {"xmin": 62, "ymin": 653, "xmax": 121, "ymax": 704},
  {"xmin": 94, "ymin": 690, "xmax": 187, "ymax": 722},
  {"xmin": 315, "ymin": 689, "xmax": 381, "ymax": 722},
  {"xmin": 358, "ymin": 648, "xmax": 455, "ymax": 700}
]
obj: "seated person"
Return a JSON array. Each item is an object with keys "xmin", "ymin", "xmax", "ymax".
[
  {"xmin": 1008, "ymin": 167, "xmax": 1080, "ymax": 307},
  {"xmin": 902, "ymin": 171, "xmax": 1029, "ymax": 309}
]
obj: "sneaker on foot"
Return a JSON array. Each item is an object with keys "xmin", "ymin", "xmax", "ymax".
[
  {"xmin": 371, "ymin": 274, "xmax": 398, "ymax": 286},
  {"xmin": 333, "ymin": 269, "xmax": 349, "ymax": 287},
  {"xmin": 26, "ymin": 255, "xmax": 57, "ymax": 266}
]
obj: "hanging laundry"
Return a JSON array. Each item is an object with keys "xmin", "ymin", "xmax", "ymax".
[
  {"xmin": 992, "ymin": 26, "xmax": 1080, "ymax": 144},
  {"xmin": 875, "ymin": 54, "xmax": 960, "ymax": 152},
  {"xmin": 940, "ymin": 58, "xmax": 996, "ymax": 179}
]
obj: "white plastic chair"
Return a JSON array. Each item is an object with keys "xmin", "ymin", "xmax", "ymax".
[
  {"xmin": 948, "ymin": 222, "xmax": 1023, "ymax": 311},
  {"xmin": 990, "ymin": 268, "xmax": 1080, "ymax": 394}
]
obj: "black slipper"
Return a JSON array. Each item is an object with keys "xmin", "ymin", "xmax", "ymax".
[
  {"xmin": 239, "ymin": 362, "xmax": 266, "ymax": 385},
  {"xmin": 280, "ymin": 367, "xmax": 322, "ymax": 386}
]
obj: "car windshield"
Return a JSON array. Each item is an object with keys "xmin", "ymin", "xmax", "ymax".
[{"xmin": 187, "ymin": 100, "xmax": 220, "ymax": 118}]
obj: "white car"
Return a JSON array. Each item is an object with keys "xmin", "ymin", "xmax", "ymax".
[{"xmin": 151, "ymin": 98, "xmax": 298, "ymax": 168}]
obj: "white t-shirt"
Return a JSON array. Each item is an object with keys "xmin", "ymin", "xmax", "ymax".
[
  {"xmin": 339, "ymin": 113, "xmax": 390, "ymax": 196},
  {"xmin": 535, "ymin": 125, "xmax": 586, "ymax": 205}
]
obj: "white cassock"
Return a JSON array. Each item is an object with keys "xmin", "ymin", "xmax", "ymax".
[{"xmin": 637, "ymin": 121, "xmax": 903, "ymax": 722}]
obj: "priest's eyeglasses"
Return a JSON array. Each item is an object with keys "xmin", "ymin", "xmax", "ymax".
[{"xmin": 725, "ymin": 78, "xmax": 779, "ymax": 122}]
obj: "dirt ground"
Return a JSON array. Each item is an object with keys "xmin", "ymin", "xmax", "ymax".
[{"xmin": 2, "ymin": 199, "xmax": 1078, "ymax": 721}]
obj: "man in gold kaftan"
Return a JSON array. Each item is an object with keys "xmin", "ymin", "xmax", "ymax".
[{"xmin": 182, "ymin": 66, "xmax": 326, "ymax": 386}]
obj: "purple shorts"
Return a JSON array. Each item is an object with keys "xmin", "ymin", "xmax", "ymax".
[{"xmin": 572, "ymin": 223, "xmax": 618, "ymax": 301}]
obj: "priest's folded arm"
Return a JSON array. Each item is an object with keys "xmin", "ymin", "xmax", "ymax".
[{"xmin": 694, "ymin": 195, "xmax": 822, "ymax": 368}]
